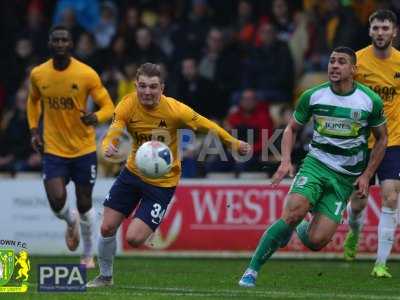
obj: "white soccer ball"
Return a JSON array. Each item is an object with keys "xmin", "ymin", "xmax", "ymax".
[{"xmin": 135, "ymin": 141, "xmax": 173, "ymax": 179}]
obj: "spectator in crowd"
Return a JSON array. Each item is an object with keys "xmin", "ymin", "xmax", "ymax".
[
  {"xmin": 224, "ymin": 89, "xmax": 274, "ymax": 172},
  {"xmin": 75, "ymin": 32, "xmax": 101, "ymax": 72},
  {"xmin": 269, "ymin": 0, "xmax": 311, "ymax": 77},
  {"xmin": 94, "ymin": 1, "xmax": 117, "ymax": 49},
  {"xmin": 198, "ymin": 28, "xmax": 241, "ymax": 118},
  {"xmin": 6, "ymin": 37, "xmax": 37, "ymax": 102},
  {"xmin": 56, "ymin": 7, "xmax": 85, "ymax": 44},
  {"xmin": 234, "ymin": 0, "xmax": 257, "ymax": 46},
  {"xmin": 172, "ymin": 57, "xmax": 216, "ymax": 116},
  {"xmin": 0, "ymin": 87, "xmax": 41, "ymax": 174},
  {"xmin": 53, "ymin": 0, "xmax": 100, "ymax": 32},
  {"xmin": 23, "ymin": 2, "xmax": 49, "ymax": 58},
  {"xmin": 131, "ymin": 27, "xmax": 168, "ymax": 66},
  {"xmin": 204, "ymin": 89, "xmax": 273, "ymax": 175},
  {"xmin": 173, "ymin": 0, "xmax": 212, "ymax": 59},
  {"xmin": 103, "ymin": 35, "xmax": 130, "ymax": 71},
  {"xmin": 305, "ymin": 0, "xmax": 363, "ymax": 71},
  {"xmin": 242, "ymin": 22, "xmax": 294, "ymax": 102},
  {"xmin": 153, "ymin": 6, "xmax": 180, "ymax": 60},
  {"xmin": 118, "ymin": 6, "xmax": 142, "ymax": 48},
  {"xmin": 117, "ymin": 61, "xmax": 137, "ymax": 102}
]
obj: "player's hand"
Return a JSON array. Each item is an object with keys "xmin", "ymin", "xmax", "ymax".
[
  {"xmin": 30, "ymin": 129, "xmax": 43, "ymax": 153},
  {"xmin": 271, "ymin": 161, "xmax": 295, "ymax": 187},
  {"xmin": 81, "ymin": 113, "xmax": 98, "ymax": 126},
  {"xmin": 104, "ymin": 139, "xmax": 120, "ymax": 158},
  {"xmin": 353, "ymin": 173, "xmax": 370, "ymax": 198},
  {"xmin": 238, "ymin": 141, "xmax": 251, "ymax": 156}
]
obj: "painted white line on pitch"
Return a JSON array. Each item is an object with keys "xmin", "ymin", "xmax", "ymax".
[
  {"xmin": 114, "ymin": 285, "xmax": 400, "ymax": 300},
  {"xmin": 26, "ymin": 283, "xmax": 400, "ymax": 299}
]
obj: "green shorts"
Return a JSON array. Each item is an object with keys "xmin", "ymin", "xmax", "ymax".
[{"xmin": 289, "ymin": 156, "xmax": 357, "ymax": 223}]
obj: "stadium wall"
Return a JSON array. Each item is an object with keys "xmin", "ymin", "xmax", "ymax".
[{"xmin": 1, "ymin": 178, "xmax": 399, "ymax": 259}]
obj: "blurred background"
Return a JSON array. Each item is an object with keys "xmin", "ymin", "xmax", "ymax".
[{"xmin": 0, "ymin": 0, "xmax": 399, "ymax": 180}]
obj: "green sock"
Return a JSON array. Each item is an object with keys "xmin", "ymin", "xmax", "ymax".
[
  {"xmin": 249, "ymin": 219, "xmax": 292, "ymax": 271},
  {"xmin": 296, "ymin": 220, "xmax": 316, "ymax": 250}
]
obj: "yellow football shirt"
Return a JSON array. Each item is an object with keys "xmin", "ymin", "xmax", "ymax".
[
  {"xmin": 103, "ymin": 93, "xmax": 241, "ymax": 187},
  {"xmin": 355, "ymin": 45, "xmax": 400, "ymax": 147},
  {"xmin": 27, "ymin": 57, "xmax": 114, "ymax": 157}
]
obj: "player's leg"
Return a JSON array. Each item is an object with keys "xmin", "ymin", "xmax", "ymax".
[
  {"xmin": 344, "ymin": 193, "xmax": 367, "ymax": 260},
  {"xmin": 298, "ymin": 171, "xmax": 353, "ymax": 251},
  {"xmin": 371, "ymin": 179, "xmax": 400, "ymax": 278},
  {"xmin": 239, "ymin": 193, "xmax": 310, "ymax": 287},
  {"xmin": 75, "ymin": 184, "xmax": 95, "ymax": 268},
  {"xmin": 87, "ymin": 168, "xmax": 143, "ymax": 287},
  {"xmin": 42, "ymin": 154, "xmax": 79, "ymax": 251},
  {"xmin": 87, "ymin": 207, "xmax": 125, "ymax": 287},
  {"xmin": 126, "ymin": 178, "xmax": 176, "ymax": 247},
  {"xmin": 298, "ymin": 212, "xmax": 339, "ymax": 250},
  {"xmin": 71, "ymin": 152, "xmax": 97, "ymax": 268},
  {"xmin": 239, "ymin": 157, "xmax": 325, "ymax": 287}
]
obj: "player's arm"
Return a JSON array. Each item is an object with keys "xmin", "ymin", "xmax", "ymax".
[
  {"xmin": 366, "ymin": 124, "xmax": 387, "ymax": 177},
  {"xmin": 26, "ymin": 72, "xmax": 43, "ymax": 152},
  {"xmin": 271, "ymin": 90, "xmax": 312, "ymax": 186},
  {"xmin": 180, "ymin": 104, "xmax": 251, "ymax": 155},
  {"xmin": 101, "ymin": 97, "xmax": 130, "ymax": 158},
  {"xmin": 355, "ymin": 97, "xmax": 388, "ymax": 197},
  {"xmin": 83, "ymin": 71, "xmax": 114, "ymax": 126}
]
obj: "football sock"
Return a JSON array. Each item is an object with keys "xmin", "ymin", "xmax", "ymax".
[
  {"xmin": 80, "ymin": 208, "xmax": 95, "ymax": 258},
  {"xmin": 98, "ymin": 234, "xmax": 116, "ymax": 277},
  {"xmin": 376, "ymin": 207, "xmax": 397, "ymax": 265},
  {"xmin": 249, "ymin": 219, "xmax": 292, "ymax": 271},
  {"xmin": 55, "ymin": 204, "xmax": 76, "ymax": 227},
  {"xmin": 347, "ymin": 204, "xmax": 365, "ymax": 234}
]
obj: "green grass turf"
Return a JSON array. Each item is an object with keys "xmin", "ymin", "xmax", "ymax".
[{"xmin": 4, "ymin": 256, "xmax": 400, "ymax": 300}]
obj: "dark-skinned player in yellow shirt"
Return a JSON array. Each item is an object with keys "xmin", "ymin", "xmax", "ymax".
[
  {"xmin": 87, "ymin": 63, "xmax": 251, "ymax": 287},
  {"xmin": 27, "ymin": 25, "xmax": 114, "ymax": 268}
]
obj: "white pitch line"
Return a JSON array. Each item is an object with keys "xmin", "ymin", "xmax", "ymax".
[
  {"xmin": 108, "ymin": 285, "xmax": 400, "ymax": 300},
  {"xmin": 26, "ymin": 284, "xmax": 400, "ymax": 300}
]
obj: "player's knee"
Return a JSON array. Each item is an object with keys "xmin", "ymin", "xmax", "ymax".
[
  {"xmin": 126, "ymin": 233, "xmax": 147, "ymax": 248},
  {"xmin": 77, "ymin": 202, "xmax": 92, "ymax": 214},
  {"xmin": 283, "ymin": 211, "xmax": 306, "ymax": 227},
  {"xmin": 49, "ymin": 196, "xmax": 67, "ymax": 213},
  {"xmin": 100, "ymin": 223, "xmax": 118, "ymax": 237},
  {"xmin": 307, "ymin": 234, "xmax": 329, "ymax": 251},
  {"xmin": 282, "ymin": 198, "xmax": 309, "ymax": 226},
  {"xmin": 383, "ymin": 191, "xmax": 398, "ymax": 209}
]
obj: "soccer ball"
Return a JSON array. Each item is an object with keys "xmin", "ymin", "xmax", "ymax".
[{"xmin": 135, "ymin": 141, "xmax": 173, "ymax": 178}]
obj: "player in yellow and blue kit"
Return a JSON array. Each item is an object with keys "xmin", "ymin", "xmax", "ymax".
[
  {"xmin": 86, "ymin": 63, "xmax": 251, "ymax": 287},
  {"xmin": 343, "ymin": 10, "xmax": 400, "ymax": 278},
  {"xmin": 27, "ymin": 25, "xmax": 114, "ymax": 268}
]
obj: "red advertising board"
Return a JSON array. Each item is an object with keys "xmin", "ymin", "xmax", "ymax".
[{"xmin": 121, "ymin": 182, "xmax": 400, "ymax": 254}]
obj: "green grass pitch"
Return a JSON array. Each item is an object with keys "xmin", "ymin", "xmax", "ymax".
[{"xmin": 5, "ymin": 256, "xmax": 400, "ymax": 300}]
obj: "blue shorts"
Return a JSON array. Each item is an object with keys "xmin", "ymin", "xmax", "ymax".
[
  {"xmin": 377, "ymin": 146, "xmax": 400, "ymax": 181},
  {"xmin": 42, "ymin": 152, "xmax": 97, "ymax": 186},
  {"xmin": 103, "ymin": 168, "xmax": 176, "ymax": 231}
]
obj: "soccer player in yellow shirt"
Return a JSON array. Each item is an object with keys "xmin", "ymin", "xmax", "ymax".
[
  {"xmin": 86, "ymin": 63, "xmax": 251, "ymax": 287},
  {"xmin": 27, "ymin": 25, "xmax": 114, "ymax": 268},
  {"xmin": 344, "ymin": 10, "xmax": 399, "ymax": 278}
]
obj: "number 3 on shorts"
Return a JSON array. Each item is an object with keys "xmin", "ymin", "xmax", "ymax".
[
  {"xmin": 334, "ymin": 201, "xmax": 342, "ymax": 216},
  {"xmin": 151, "ymin": 203, "xmax": 166, "ymax": 224}
]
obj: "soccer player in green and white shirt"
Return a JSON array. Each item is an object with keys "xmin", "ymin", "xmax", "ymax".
[{"xmin": 239, "ymin": 47, "xmax": 388, "ymax": 288}]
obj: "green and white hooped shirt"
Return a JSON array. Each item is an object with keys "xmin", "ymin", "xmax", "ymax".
[{"xmin": 293, "ymin": 82, "xmax": 386, "ymax": 176}]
